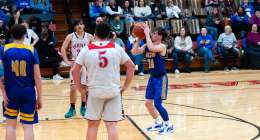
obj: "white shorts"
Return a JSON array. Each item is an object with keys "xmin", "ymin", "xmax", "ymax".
[
  {"xmin": 85, "ymin": 92, "xmax": 123, "ymax": 122},
  {"xmin": 70, "ymin": 67, "xmax": 87, "ymax": 85}
]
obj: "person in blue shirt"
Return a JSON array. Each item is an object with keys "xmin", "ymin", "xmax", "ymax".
[
  {"xmin": 131, "ymin": 24, "xmax": 174, "ymax": 135},
  {"xmin": 89, "ymin": 0, "xmax": 107, "ymax": 23},
  {"xmin": 127, "ymin": 25, "xmax": 145, "ymax": 76},
  {"xmin": 0, "ymin": 24, "xmax": 42, "ymax": 140},
  {"xmin": 197, "ymin": 28, "xmax": 215, "ymax": 73},
  {"xmin": 30, "ymin": 0, "xmax": 52, "ymax": 14},
  {"xmin": 241, "ymin": 0, "xmax": 254, "ymax": 18}
]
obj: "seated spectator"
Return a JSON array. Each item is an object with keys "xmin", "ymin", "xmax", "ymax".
[
  {"xmin": 122, "ymin": 0, "xmax": 134, "ymax": 23},
  {"xmin": 197, "ymin": 28, "xmax": 215, "ymax": 73},
  {"xmin": 247, "ymin": 24, "xmax": 260, "ymax": 48},
  {"xmin": 127, "ymin": 25, "xmax": 145, "ymax": 76},
  {"xmin": 134, "ymin": 0, "xmax": 152, "ymax": 21},
  {"xmin": 30, "ymin": 0, "xmax": 53, "ymax": 14},
  {"xmin": 205, "ymin": 0, "xmax": 219, "ymax": 14},
  {"xmin": 21, "ymin": 21, "xmax": 39, "ymax": 46},
  {"xmin": 89, "ymin": 0, "xmax": 107, "ymax": 22},
  {"xmin": 110, "ymin": 14, "xmax": 124, "ymax": 40},
  {"xmin": 150, "ymin": 0, "xmax": 167, "ymax": 19},
  {"xmin": 252, "ymin": 10, "xmax": 260, "ymax": 26},
  {"xmin": 172, "ymin": 28, "xmax": 193, "ymax": 73},
  {"xmin": 241, "ymin": 0, "xmax": 254, "ymax": 18},
  {"xmin": 106, "ymin": 0, "xmax": 123, "ymax": 17},
  {"xmin": 111, "ymin": 32, "xmax": 126, "ymax": 49},
  {"xmin": 8, "ymin": 10, "xmax": 23, "ymax": 28},
  {"xmin": 165, "ymin": 0, "xmax": 181, "ymax": 19},
  {"xmin": 217, "ymin": 25, "xmax": 239, "ymax": 71},
  {"xmin": 205, "ymin": 7, "xmax": 224, "ymax": 40},
  {"xmin": 231, "ymin": 7, "xmax": 250, "ymax": 38},
  {"xmin": 35, "ymin": 31, "xmax": 63, "ymax": 80}
]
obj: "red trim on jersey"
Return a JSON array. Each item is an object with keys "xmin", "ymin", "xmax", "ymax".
[{"xmin": 88, "ymin": 42, "xmax": 115, "ymax": 50}]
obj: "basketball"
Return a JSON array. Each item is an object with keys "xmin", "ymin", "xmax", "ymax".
[{"xmin": 132, "ymin": 22, "xmax": 146, "ymax": 39}]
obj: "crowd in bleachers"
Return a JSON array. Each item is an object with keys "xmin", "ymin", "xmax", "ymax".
[{"xmin": 87, "ymin": 0, "xmax": 260, "ymax": 74}]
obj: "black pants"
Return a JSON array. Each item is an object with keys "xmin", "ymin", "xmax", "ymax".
[
  {"xmin": 221, "ymin": 47, "xmax": 239, "ymax": 67},
  {"xmin": 40, "ymin": 57, "xmax": 61, "ymax": 76}
]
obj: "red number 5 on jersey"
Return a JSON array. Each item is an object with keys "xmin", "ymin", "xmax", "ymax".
[{"xmin": 98, "ymin": 51, "xmax": 108, "ymax": 68}]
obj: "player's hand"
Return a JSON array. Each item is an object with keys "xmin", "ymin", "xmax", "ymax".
[
  {"xmin": 36, "ymin": 97, "xmax": 43, "ymax": 110},
  {"xmin": 3, "ymin": 92, "xmax": 8, "ymax": 109},
  {"xmin": 143, "ymin": 24, "xmax": 150, "ymax": 36}
]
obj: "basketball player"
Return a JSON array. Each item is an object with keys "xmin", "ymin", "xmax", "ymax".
[
  {"xmin": 72, "ymin": 23, "xmax": 135, "ymax": 140},
  {"xmin": 131, "ymin": 24, "xmax": 174, "ymax": 134},
  {"xmin": 61, "ymin": 20, "xmax": 93, "ymax": 118},
  {"xmin": 0, "ymin": 24, "xmax": 42, "ymax": 140}
]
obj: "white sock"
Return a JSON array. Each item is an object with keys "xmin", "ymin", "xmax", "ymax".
[{"xmin": 155, "ymin": 117, "xmax": 161, "ymax": 124}]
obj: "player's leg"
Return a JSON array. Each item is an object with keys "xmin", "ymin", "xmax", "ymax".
[
  {"xmin": 79, "ymin": 68, "xmax": 88, "ymax": 116},
  {"xmin": 5, "ymin": 119, "xmax": 17, "ymax": 140},
  {"xmin": 103, "ymin": 95, "xmax": 122, "ymax": 140},
  {"xmin": 85, "ymin": 94, "xmax": 104, "ymax": 140},
  {"xmin": 153, "ymin": 75, "xmax": 174, "ymax": 134},
  {"xmin": 105, "ymin": 122, "xmax": 118, "ymax": 140},
  {"xmin": 23, "ymin": 124, "xmax": 34, "ymax": 140},
  {"xmin": 145, "ymin": 77, "xmax": 162, "ymax": 131},
  {"xmin": 65, "ymin": 83, "xmax": 77, "ymax": 118}
]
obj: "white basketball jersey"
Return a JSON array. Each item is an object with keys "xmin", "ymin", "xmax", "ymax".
[
  {"xmin": 71, "ymin": 32, "xmax": 91, "ymax": 60},
  {"xmin": 75, "ymin": 41, "xmax": 130, "ymax": 98}
]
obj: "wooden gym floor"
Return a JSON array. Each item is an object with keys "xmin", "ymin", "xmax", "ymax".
[{"xmin": 1, "ymin": 70, "xmax": 260, "ymax": 140}]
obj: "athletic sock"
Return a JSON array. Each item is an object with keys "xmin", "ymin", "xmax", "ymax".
[
  {"xmin": 81, "ymin": 102, "xmax": 86, "ymax": 107},
  {"xmin": 70, "ymin": 103, "xmax": 75, "ymax": 109},
  {"xmin": 164, "ymin": 120, "xmax": 172, "ymax": 126},
  {"xmin": 155, "ymin": 117, "xmax": 161, "ymax": 124}
]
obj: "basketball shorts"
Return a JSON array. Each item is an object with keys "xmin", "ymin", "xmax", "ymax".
[
  {"xmin": 145, "ymin": 74, "xmax": 168, "ymax": 100},
  {"xmin": 85, "ymin": 90, "xmax": 123, "ymax": 122},
  {"xmin": 3, "ymin": 87, "xmax": 38, "ymax": 124},
  {"xmin": 70, "ymin": 67, "xmax": 87, "ymax": 85}
]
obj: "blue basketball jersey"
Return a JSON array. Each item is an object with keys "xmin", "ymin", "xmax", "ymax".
[
  {"xmin": 0, "ymin": 43, "xmax": 39, "ymax": 88},
  {"xmin": 145, "ymin": 48, "xmax": 166, "ymax": 76}
]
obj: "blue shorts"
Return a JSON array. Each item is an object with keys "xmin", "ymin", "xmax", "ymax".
[
  {"xmin": 145, "ymin": 75, "xmax": 168, "ymax": 100},
  {"xmin": 3, "ymin": 87, "xmax": 38, "ymax": 124}
]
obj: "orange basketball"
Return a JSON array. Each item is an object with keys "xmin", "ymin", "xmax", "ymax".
[{"xmin": 132, "ymin": 22, "xmax": 146, "ymax": 39}]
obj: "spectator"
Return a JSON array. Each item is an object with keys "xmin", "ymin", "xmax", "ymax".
[
  {"xmin": 127, "ymin": 25, "xmax": 145, "ymax": 76},
  {"xmin": 35, "ymin": 31, "xmax": 63, "ymax": 80},
  {"xmin": 165, "ymin": 0, "xmax": 181, "ymax": 19},
  {"xmin": 241, "ymin": 0, "xmax": 254, "ymax": 18},
  {"xmin": 205, "ymin": 7, "xmax": 224, "ymax": 40},
  {"xmin": 0, "ymin": 19, "xmax": 10, "ymax": 43},
  {"xmin": 111, "ymin": 32, "xmax": 126, "ymax": 49},
  {"xmin": 122, "ymin": 0, "xmax": 134, "ymax": 23},
  {"xmin": 134, "ymin": 0, "xmax": 152, "ymax": 21},
  {"xmin": 172, "ymin": 28, "xmax": 193, "ymax": 73},
  {"xmin": 8, "ymin": 10, "xmax": 23, "ymax": 28},
  {"xmin": 110, "ymin": 14, "xmax": 124, "ymax": 39},
  {"xmin": 41, "ymin": 22, "xmax": 55, "ymax": 45},
  {"xmin": 89, "ymin": 0, "xmax": 107, "ymax": 22},
  {"xmin": 100, "ymin": 12, "xmax": 109, "ymax": 23},
  {"xmin": 205, "ymin": 0, "xmax": 219, "ymax": 14},
  {"xmin": 247, "ymin": 24, "xmax": 260, "ymax": 48},
  {"xmin": 217, "ymin": 25, "xmax": 239, "ymax": 71},
  {"xmin": 252, "ymin": 10, "xmax": 260, "ymax": 26},
  {"xmin": 231, "ymin": 7, "xmax": 250, "ymax": 38},
  {"xmin": 27, "ymin": 16, "xmax": 42, "ymax": 35},
  {"xmin": 30, "ymin": 0, "xmax": 52, "ymax": 14},
  {"xmin": 0, "ymin": 34, "xmax": 5, "ymax": 46},
  {"xmin": 150, "ymin": 0, "xmax": 167, "ymax": 19},
  {"xmin": 254, "ymin": 0, "xmax": 260, "ymax": 12},
  {"xmin": 21, "ymin": 21, "xmax": 39, "ymax": 46},
  {"xmin": 197, "ymin": 28, "xmax": 215, "ymax": 73},
  {"xmin": 106, "ymin": 0, "xmax": 123, "ymax": 17}
]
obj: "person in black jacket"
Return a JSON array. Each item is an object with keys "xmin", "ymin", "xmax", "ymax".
[{"xmin": 150, "ymin": 0, "xmax": 167, "ymax": 20}]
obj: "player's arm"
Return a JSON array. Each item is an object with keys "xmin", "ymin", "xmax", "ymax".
[
  {"xmin": 34, "ymin": 64, "xmax": 42, "ymax": 110},
  {"xmin": 131, "ymin": 39, "xmax": 146, "ymax": 55},
  {"xmin": 120, "ymin": 48, "xmax": 135, "ymax": 92},
  {"xmin": 0, "ymin": 76, "xmax": 8, "ymax": 108},
  {"xmin": 72, "ymin": 47, "xmax": 86, "ymax": 94},
  {"xmin": 31, "ymin": 30, "xmax": 39, "ymax": 47},
  {"xmin": 144, "ymin": 24, "xmax": 166, "ymax": 54},
  {"xmin": 61, "ymin": 34, "xmax": 73, "ymax": 66}
]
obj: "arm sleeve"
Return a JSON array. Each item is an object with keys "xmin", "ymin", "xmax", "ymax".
[
  {"xmin": 33, "ymin": 48, "xmax": 40, "ymax": 64},
  {"xmin": 197, "ymin": 36, "xmax": 202, "ymax": 48},
  {"xmin": 186, "ymin": 37, "xmax": 192, "ymax": 51},
  {"xmin": 120, "ymin": 47, "xmax": 130, "ymax": 65},
  {"xmin": 75, "ymin": 47, "xmax": 87, "ymax": 66},
  {"xmin": 146, "ymin": 6, "xmax": 152, "ymax": 16},
  {"xmin": 31, "ymin": 30, "xmax": 38, "ymax": 40},
  {"xmin": 174, "ymin": 37, "xmax": 181, "ymax": 50},
  {"xmin": 134, "ymin": 7, "xmax": 141, "ymax": 17}
]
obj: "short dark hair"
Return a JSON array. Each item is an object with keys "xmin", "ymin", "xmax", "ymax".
[
  {"xmin": 11, "ymin": 24, "xmax": 27, "ymax": 40},
  {"xmin": 95, "ymin": 22, "xmax": 111, "ymax": 39},
  {"xmin": 153, "ymin": 27, "xmax": 167, "ymax": 40},
  {"xmin": 72, "ymin": 19, "xmax": 84, "ymax": 29}
]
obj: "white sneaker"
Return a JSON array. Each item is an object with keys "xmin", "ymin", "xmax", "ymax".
[
  {"xmin": 158, "ymin": 124, "xmax": 174, "ymax": 135},
  {"xmin": 138, "ymin": 72, "xmax": 144, "ymax": 76},
  {"xmin": 135, "ymin": 65, "xmax": 138, "ymax": 71},
  {"xmin": 146, "ymin": 122, "xmax": 163, "ymax": 132},
  {"xmin": 53, "ymin": 74, "xmax": 64, "ymax": 80},
  {"xmin": 174, "ymin": 69, "xmax": 180, "ymax": 74}
]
